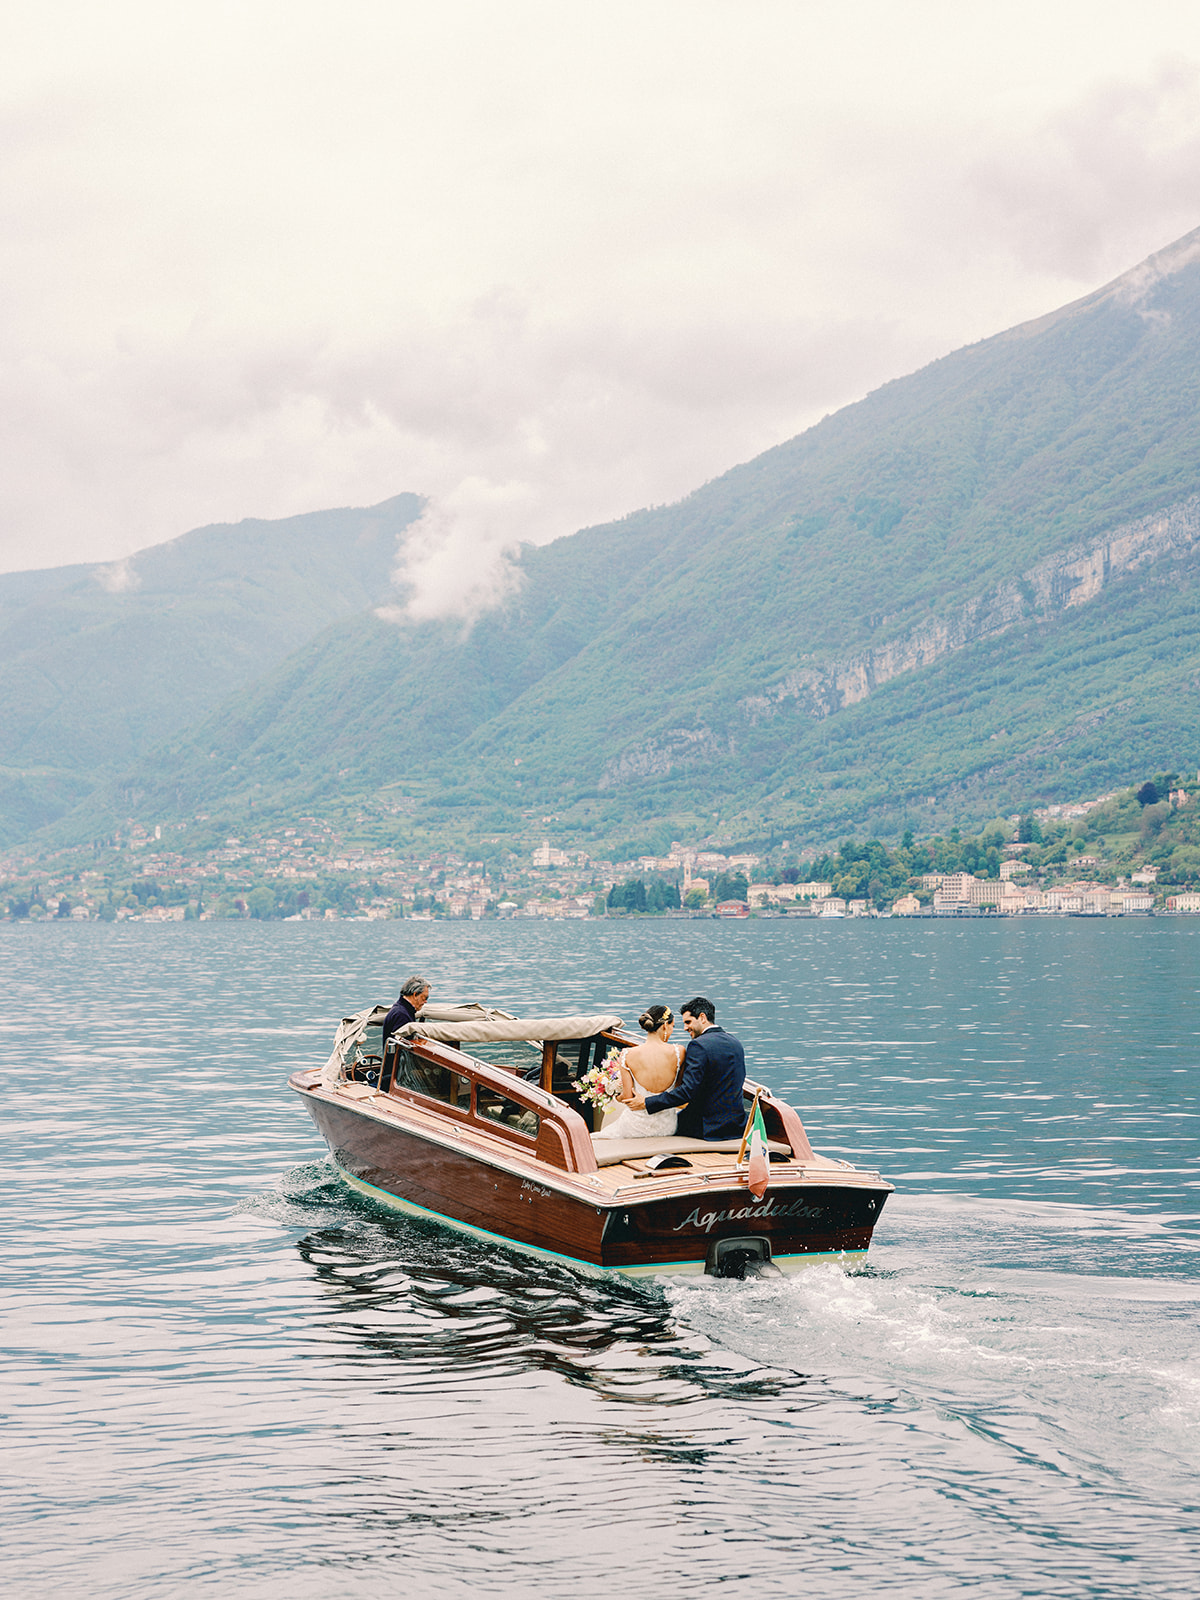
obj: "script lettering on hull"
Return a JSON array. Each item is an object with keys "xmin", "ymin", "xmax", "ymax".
[{"xmin": 674, "ymin": 1196, "xmax": 830, "ymax": 1234}]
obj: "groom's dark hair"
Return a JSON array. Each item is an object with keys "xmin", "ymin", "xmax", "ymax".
[{"xmin": 681, "ymin": 996, "xmax": 715, "ymax": 1022}]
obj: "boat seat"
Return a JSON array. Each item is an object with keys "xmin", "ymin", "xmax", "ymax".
[{"xmin": 590, "ymin": 1134, "xmax": 792, "ymax": 1168}]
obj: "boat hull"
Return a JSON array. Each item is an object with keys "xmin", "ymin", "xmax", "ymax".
[
  {"xmin": 337, "ymin": 1159, "xmax": 875, "ymax": 1276},
  {"xmin": 303, "ymin": 1091, "xmax": 888, "ymax": 1278}
]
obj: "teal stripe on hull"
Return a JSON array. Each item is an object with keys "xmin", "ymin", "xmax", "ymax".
[{"xmin": 335, "ymin": 1162, "xmax": 867, "ymax": 1279}]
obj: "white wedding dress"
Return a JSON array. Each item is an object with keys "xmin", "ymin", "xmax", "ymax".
[{"xmin": 593, "ymin": 1047, "xmax": 682, "ymax": 1140}]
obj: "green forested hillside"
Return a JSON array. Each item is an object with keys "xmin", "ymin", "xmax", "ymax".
[
  {"xmin": 21, "ymin": 228, "xmax": 1200, "ymax": 855},
  {"xmin": 0, "ymin": 495, "xmax": 420, "ymax": 842}
]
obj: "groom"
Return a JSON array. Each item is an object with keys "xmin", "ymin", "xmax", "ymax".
[{"xmin": 624, "ymin": 995, "xmax": 747, "ymax": 1140}]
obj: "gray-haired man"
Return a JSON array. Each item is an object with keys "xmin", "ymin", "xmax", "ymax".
[{"xmin": 382, "ymin": 975, "xmax": 431, "ymax": 1050}]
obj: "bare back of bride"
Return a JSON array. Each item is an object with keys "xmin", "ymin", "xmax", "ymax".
[{"xmin": 594, "ymin": 1004, "xmax": 686, "ymax": 1139}]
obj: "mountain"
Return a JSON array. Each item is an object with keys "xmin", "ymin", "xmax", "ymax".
[
  {"xmin": 21, "ymin": 228, "xmax": 1200, "ymax": 854},
  {"xmin": 0, "ymin": 494, "xmax": 420, "ymax": 843}
]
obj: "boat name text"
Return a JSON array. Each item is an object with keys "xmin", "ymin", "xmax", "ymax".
[{"xmin": 675, "ymin": 1198, "xmax": 826, "ymax": 1233}]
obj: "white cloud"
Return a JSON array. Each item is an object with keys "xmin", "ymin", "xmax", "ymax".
[
  {"xmin": 1, "ymin": 2, "xmax": 1200, "ymax": 608},
  {"xmin": 387, "ymin": 477, "xmax": 537, "ymax": 624},
  {"xmin": 966, "ymin": 60, "xmax": 1200, "ymax": 281},
  {"xmin": 93, "ymin": 556, "xmax": 139, "ymax": 594}
]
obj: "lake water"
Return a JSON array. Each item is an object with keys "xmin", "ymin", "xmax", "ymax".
[{"xmin": 4, "ymin": 917, "xmax": 1199, "ymax": 1597}]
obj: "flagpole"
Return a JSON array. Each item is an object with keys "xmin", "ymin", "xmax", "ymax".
[{"xmin": 736, "ymin": 1088, "xmax": 762, "ymax": 1165}]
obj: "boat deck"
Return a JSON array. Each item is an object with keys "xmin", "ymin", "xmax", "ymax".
[{"xmin": 309, "ymin": 1073, "xmax": 880, "ymax": 1206}]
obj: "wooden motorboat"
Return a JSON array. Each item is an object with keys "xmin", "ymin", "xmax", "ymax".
[{"xmin": 289, "ymin": 1002, "xmax": 893, "ymax": 1278}]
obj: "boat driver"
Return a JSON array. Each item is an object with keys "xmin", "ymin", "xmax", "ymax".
[{"xmin": 382, "ymin": 975, "xmax": 431, "ymax": 1051}]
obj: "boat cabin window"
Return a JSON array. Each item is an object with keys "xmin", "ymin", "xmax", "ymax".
[
  {"xmin": 475, "ymin": 1088, "xmax": 540, "ymax": 1139},
  {"xmin": 391, "ymin": 1047, "xmax": 472, "ymax": 1110}
]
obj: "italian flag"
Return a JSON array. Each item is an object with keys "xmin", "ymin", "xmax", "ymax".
[{"xmin": 746, "ymin": 1101, "xmax": 770, "ymax": 1200}]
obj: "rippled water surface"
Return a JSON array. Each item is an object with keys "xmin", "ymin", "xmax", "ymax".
[{"xmin": 4, "ymin": 918, "xmax": 1199, "ymax": 1597}]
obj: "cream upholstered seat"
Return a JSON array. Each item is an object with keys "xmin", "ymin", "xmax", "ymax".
[{"xmin": 590, "ymin": 1134, "xmax": 792, "ymax": 1168}]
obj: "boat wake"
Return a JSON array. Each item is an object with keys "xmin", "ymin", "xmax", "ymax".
[
  {"xmin": 667, "ymin": 1191, "xmax": 1200, "ymax": 1513},
  {"xmin": 237, "ymin": 1166, "xmax": 1200, "ymax": 1595}
]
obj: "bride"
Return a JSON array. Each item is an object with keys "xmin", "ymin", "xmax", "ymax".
[{"xmin": 594, "ymin": 1004, "xmax": 687, "ymax": 1139}]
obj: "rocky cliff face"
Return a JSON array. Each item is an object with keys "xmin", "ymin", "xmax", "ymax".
[
  {"xmin": 601, "ymin": 496, "xmax": 1200, "ymax": 788},
  {"xmin": 599, "ymin": 724, "xmax": 721, "ymax": 786},
  {"xmin": 743, "ymin": 495, "xmax": 1200, "ymax": 724}
]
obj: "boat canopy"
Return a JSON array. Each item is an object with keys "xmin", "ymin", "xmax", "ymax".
[
  {"xmin": 420, "ymin": 1003, "xmax": 518, "ymax": 1024},
  {"xmin": 394, "ymin": 1013, "xmax": 623, "ymax": 1045},
  {"xmin": 321, "ymin": 1005, "xmax": 387, "ymax": 1087},
  {"xmin": 320, "ymin": 1003, "xmax": 624, "ymax": 1086}
]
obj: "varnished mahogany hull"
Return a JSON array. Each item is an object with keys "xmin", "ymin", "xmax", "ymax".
[{"xmin": 302, "ymin": 1094, "xmax": 888, "ymax": 1276}]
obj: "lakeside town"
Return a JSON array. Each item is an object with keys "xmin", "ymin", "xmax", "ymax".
[{"xmin": 4, "ymin": 772, "xmax": 1199, "ymax": 923}]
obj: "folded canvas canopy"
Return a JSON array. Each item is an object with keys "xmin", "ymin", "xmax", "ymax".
[
  {"xmin": 394, "ymin": 1013, "xmax": 623, "ymax": 1045},
  {"xmin": 321, "ymin": 1003, "xmax": 625, "ymax": 1086},
  {"xmin": 321, "ymin": 1006, "xmax": 387, "ymax": 1087}
]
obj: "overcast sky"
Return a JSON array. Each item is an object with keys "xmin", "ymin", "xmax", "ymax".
[{"xmin": 5, "ymin": 1, "xmax": 1200, "ymax": 615}]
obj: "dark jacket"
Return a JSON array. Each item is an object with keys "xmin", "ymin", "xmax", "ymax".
[
  {"xmin": 644, "ymin": 1025, "xmax": 746, "ymax": 1140},
  {"xmin": 381, "ymin": 995, "xmax": 418, "ymax": 1050}
]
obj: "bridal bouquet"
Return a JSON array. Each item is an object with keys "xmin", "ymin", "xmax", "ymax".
[{"xmin": 571, "ymin": 1049, "xmax": 625, "ymax": 1109}]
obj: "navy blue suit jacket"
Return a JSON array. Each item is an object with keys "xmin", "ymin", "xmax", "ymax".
[
  {"xmin": 644, "ymin": 1025, "xmax": 746, "ymax": 1140},
  {"xmin": 381, "ymin": 996, "xmax": 418, "ymax": 1050}
]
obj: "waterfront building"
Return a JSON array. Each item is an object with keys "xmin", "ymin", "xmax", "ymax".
[
  {"xmin": 748, "ymin": 881, "xmax": 832, "ymax": 908},
  {"xmin": 933, "ymin": 873, "xmax": 979, "ymax": 910},
  {"xmin": 1111, "ymin": 889, "xmax": 1155, "ymax": 912},
  {"xmin": 813, "ymin": 897, "xmax": 847, "ymax": 917}
]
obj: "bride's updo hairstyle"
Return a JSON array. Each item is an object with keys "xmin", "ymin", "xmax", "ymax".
[{"xmin": 638, "ymin": 1004, "xmax": 673, "ymax": 1033}]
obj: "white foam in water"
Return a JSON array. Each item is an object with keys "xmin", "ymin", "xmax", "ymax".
[{"xmin": 669, "ymin": 1191, "xmax": 1200, "ymax": 1508}]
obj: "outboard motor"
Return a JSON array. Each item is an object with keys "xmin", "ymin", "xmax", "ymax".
[{"xmin": 707, "ymin": 1236, "xmax": 782, "ymax": 1279}]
